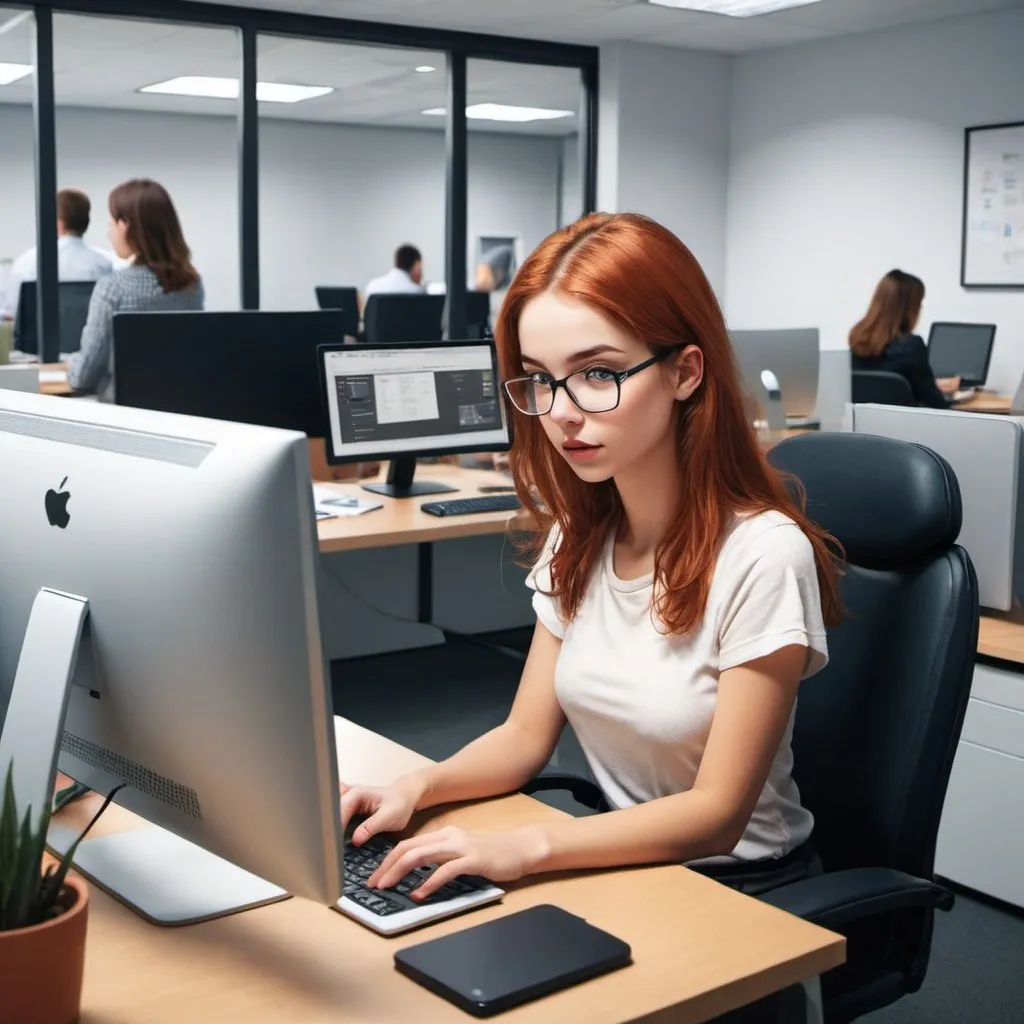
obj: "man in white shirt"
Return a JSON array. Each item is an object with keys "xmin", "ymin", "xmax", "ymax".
[
  {"xmin": 364, "ymin": 244, "xmax": 426, "ymax": 301},
  {"xmin": 4, "ymin": 188, "xmax": 113, "ymax": 317}
]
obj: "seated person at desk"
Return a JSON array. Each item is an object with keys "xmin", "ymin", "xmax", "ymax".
[
  {"xmin": 67, "ymin": 179, "xmax": 204, "ymax": 402},
  {"xmin": 3, "ymin": 187, "xmax": 112, "ymax": 317},
  {"xmin": 363, "ymin": 244, "xmax": 427, "ymax": 304},
  {"xmin": 849, "ymin": 269, "xmax": 957, "ymax": 408},
  {"xmin": 340, "ymin": 213, "xmax": 843, "ymax": 898}
]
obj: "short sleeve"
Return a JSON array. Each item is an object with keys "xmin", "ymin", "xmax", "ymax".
[
  {"xmin": 715, "ymin": 519, "xmax": 828, "ymax": 679},
  {"xmin": 525, "ymin": 527, "xmax": 566, "ymax": 639}
]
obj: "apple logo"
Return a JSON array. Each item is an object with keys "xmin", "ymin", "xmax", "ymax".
[{"xmin": 45, "ymin": 477, "xmax": 71, "ymax": 529}]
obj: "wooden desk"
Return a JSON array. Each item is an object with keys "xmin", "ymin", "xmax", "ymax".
[
  {"xmin": 60, "ymin": 718, "xmax": 843, "ymax": 1023},
  {"xmin": 316, "ymin": 463, "xmax": 530, "ymax": 555},
  {"xmin": 955, "ymin": 392, "xmax": 1012, "ymax": 414},
  {"xmin": 977, "ymin": 615, "xmax": 1024, "ymax": 663},
  {"xmin": 39, "ymin": 362, "xmax": 72, "ymax": 396}
]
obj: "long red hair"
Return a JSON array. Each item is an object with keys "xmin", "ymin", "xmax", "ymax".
[{"xmin": 497, "ymin": 213, "xmax": 843, "ymax": 634}]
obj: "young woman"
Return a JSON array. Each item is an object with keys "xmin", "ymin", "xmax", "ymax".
[
  {"xmin": 849, "ymin": 269, "xmax": 957, "ymax": 408},
  {"xmin": 67, "ymin": 178, "xmax": 204, "ymax": 402},
  {"xmin": 340, "ymin": 213, "xmax": 843, "ymax": 897}
]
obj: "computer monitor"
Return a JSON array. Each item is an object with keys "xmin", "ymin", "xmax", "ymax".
[
  {"xmin": 441, "ymin": 290, "xmax": 493, "ymax": 341},
  {"xmin": 114, "ymin": 309, "xmax": 345, "ymax": 437},
  {"xmin": 0, "ymin": 391, "xmax": 342, "ymax": 924},
  {"xmin": 730, "ymin": 328, "xmax": 820, "ymax": 426},
  {"xmin": 319, "ymin": 340, "xmax": 510, "ymax": 498},
  {"xmin": 927, "ymin": 322, "xmax": 996, "ymax": 387},
  {"xmin": 314, "ymin": 286, "xmax": 360, "ymax": 337},
  {"xmin": 851, "ymin": 404, "xmax": 1024, "ymax": 613},
  {"xmin": 13, "ymin": 280, "xmax": 96, "ymax": 356},
  {"xmin": 364, "ymin": 294, "xmax": 445, "ymax": 345}
]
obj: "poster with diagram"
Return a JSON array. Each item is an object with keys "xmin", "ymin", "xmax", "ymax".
[{"xmin": 962, "ymin": 121, "xmax": 1024, "ymax": 288}]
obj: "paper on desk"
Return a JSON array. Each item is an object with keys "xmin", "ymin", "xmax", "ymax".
[{"xmin": 312, "ymin": 485, "xmax": 382, "ymax": 518}]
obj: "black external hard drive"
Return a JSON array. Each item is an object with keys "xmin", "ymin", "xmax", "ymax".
[{"xmin": 393, "ymin": 903, "xmax": 632, "ymax": 1017}]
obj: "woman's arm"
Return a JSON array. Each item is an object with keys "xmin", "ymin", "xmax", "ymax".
[
  {"xmin": 403, "ymin": 621, "xmax": 567, "ymax": 809},
  {"xmin": 900, "ymin": 336, "xmax": 949, "ymax": 409},
  {"xmin": 66, "ymin": 278, "xmax": 116, "ymax": 393},
  {"xmin": 369, "ymin": 644, "xmax": 807, "ymax": 895}
]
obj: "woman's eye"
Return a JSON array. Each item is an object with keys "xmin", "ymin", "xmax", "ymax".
[{"xmin": 584, "ymin": 366, "xmax": 617, "ymax": 382}]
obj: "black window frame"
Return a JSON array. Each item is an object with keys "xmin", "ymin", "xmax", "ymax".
[{"xmin": 16, "ymin": 0, "xmax": 598, "ymax": 360}]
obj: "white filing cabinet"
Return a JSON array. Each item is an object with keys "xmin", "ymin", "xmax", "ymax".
[{"xmin": 935, "ymin": 660, "xmax": 1024, "ymax": 908}]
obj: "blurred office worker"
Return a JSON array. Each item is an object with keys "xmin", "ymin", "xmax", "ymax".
[
  {"xmin": 68, "ymin": 178, "xmax": 204, "ymax": 402},
  {"xmin": 365, "ymin": 244, "xmax": 427, "ymax": 300},
  {"xmin": 3, "ymin": 188, "xmax": 113, "ymax": 316}
]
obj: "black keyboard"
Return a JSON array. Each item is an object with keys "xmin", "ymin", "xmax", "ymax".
[
  {"xmin": 343, "ymin": 836, "xmax": 492, "ymax": 917},
  {"xmin": 420, "ymin": 494, "xmax": 521, "ymax": 517}
]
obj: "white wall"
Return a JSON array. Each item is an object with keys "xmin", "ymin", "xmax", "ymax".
[
  {"xmin": 598, "ymin": 42, "xmax": 732, "ymax": 296},
  {"xmin": 0, "ymin": 105, "xmax": 564, "ymax": 313},
  {"xmin": 726, "ymin": 6, "xmax": 1024, "ymax": 392},
  {"xmin": 560, "ymin": 134, "xmax": 582, "ymax": 227}
]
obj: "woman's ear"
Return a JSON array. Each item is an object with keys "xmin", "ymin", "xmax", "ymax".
[{"xmin": 674, "ymin": 345, "xmax": 703, "ymax": 402}]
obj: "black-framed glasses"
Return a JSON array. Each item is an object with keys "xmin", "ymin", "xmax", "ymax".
[{"xmin": 503, "ymin": 346, "xmax": 681, "ymax": 416}]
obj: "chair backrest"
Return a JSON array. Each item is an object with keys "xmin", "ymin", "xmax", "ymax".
[
  {"xmin": 314, "ymin": 286, "xmax": 359, "ymax": 337},
  {"xmin": 13, "ymin": 280, "xmax": 96, "ymax": 356},
  {"xmin": 363, "ymin": 294, "xmax": 445, "ymax": 345},
  {"xmin": 768, "ymin": 433, "xmax": 978, "ymax": 879},
  {"xmin": 852, "ymin": 369, "xmax": 915, "ymax": 406}
]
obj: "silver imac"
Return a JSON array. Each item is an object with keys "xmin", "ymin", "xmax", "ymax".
[
  {"xmin": 731, "ymin": 328, "xmax": 821, "ymax": 427},
  {"xmin": 0, "ymin": 391, "xmax": 342, "ymax": 924}
]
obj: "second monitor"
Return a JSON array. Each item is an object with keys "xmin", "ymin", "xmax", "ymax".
[
  {"xmin": 320, "ymin": 340, "xmax": 510, "ymax": 498},
  {"xmin": 927, "ymin": 322, "xmax": 996, "ymax": 388}
]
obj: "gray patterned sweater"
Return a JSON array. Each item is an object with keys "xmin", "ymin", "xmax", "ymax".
[{"xmin": 66, "ymin": 264, "xmax": 205, "ymax": 403}]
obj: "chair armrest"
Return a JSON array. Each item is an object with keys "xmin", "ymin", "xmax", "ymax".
[
  {"xmin": 520, "ymin": 768, "xmax": 606, "ymax": 811},
  {"xmin": 760, "ymin": 867, "xmax": 955, "ymax": 930}
]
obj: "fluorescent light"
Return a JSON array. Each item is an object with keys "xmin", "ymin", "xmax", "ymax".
[
  {"xmin": 140, "ymin": 76, "xmax": 333, "ymax": 104},
  {"xmin": 647, "ymin": 0, "xmax": 824, "ymax": 16},
  {"xmin": 256, "ymin": 82, "xmax": 333, "ymax": 103},
  {"xmin": 422, "ymin": 103, "xmax": 574, "ymax": 123},
  {"xmin": 414, "ymin": 65, "xmax": 436, "ymax": 73},
  {"xmin": 0, "ymin": 62, "xmax": 32, "ymax": 86}
]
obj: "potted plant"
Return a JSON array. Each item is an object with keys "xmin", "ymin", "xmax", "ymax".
[{"xmin": 0, "ymin": 767, "xmax": 119, "ymax": 1024}]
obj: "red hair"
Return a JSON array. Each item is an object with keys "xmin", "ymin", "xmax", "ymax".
[{"xmin": 497, "ymin": 213, "xmax": 843, "ymax": 635}]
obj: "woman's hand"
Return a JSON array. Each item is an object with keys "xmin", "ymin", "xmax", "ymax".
[
  {"xmin": 367, "ymin": 824, "xmax": 549, "ymax": 901},
  {"xmin": 937, "ymin": 375, "xmax": 962, "ymax": 396},
  {"xmin": 339, "ymin": 774, "xmax": 427, "ymax": 846}
]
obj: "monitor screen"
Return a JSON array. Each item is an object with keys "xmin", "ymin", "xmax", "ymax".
[
  {"xmin": 927, "ymin": 322, "xmax": 996, "ymax": 386},
  {"xmin": 321, "ymin": 341, "xmax": 509, "ymax": 462}
]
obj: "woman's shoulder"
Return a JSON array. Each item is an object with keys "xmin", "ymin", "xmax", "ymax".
[
  {"xmin": 719, "ymin": 510, "xmax": 815, "ymax": 573},
  {"xmin": 886, "ymin": 332, "xmax": 927, "ymax": 357}
]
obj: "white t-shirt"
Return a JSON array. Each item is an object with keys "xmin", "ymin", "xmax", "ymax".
[
  {"xmin": 4, "ymin": 236, "xmax": 113, "ymax": 315},
  {"xmin": 364, "ymin": 267, "xmax": 426, "ymax": 299},
  {"xmin": 528, "ymin": 511, "xmax": 828, "ymax": 863}
]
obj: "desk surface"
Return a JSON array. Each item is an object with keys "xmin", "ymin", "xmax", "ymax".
[
  {"xmin": 316, "ymin": 464, "xmax": 530, "ymax": 553},
  {"xmin": 978, "ymin": 615, "xmax": 1024, "ymax": 663},
  {"xmin": 956, "ymin": 392, "xmax": 1012, "ymax": 414},
  {"xmin": 61, "ymin": 718, "xmax": 844, "ymax": 1024}
]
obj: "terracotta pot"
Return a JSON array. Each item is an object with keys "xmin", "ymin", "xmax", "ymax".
[{"xmin": 0, "ymin": 872, "xmax": 89, "ymax": 1024}]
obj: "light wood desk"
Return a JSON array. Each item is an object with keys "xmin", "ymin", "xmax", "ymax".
[
  {"xmin": 40, "ymin": 362, "xmax": 72, "ymax": 396},
  {"xmin": 977, "ymin": 615, "xmax": 1024, "ymax": 663},
  {"xmin": 60, "ymin": 718, "xmax": 844, "ymax": 1023},
  {"xmin": 316, "ymin": 463, "xmax": 529, "ymax": 555},
  {"xmin": 955, "ymin": 392, "xmax": 1012, "ymax": 414}
]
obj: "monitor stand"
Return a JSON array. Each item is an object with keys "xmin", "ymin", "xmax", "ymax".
[
  {"xmin": 0, "ymin": 587, "xmax": 288, "ymax": 927},
  {"xmin": 362, "ymin": 455, "xmax": 459, "ymax": 499}
]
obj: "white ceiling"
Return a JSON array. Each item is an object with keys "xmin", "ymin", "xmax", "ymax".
[
  {"xmin": 0, "ymin": 8, "xmax": 581, "ymax": 135},
  {"xmin": 181, "ymin": 0, "xmax": 1024, "ymax": 54}
]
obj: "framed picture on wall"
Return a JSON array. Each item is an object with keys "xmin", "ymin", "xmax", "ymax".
[
  {"xmin": 962, "ymin": 121, "xmax": 1024, "ymax": 288},
  {"xmin": 474, "ymin": 235, "xmax": 522, "ymax": 291}
]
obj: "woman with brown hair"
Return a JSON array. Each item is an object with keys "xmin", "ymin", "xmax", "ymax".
[
  {"xmin": 849, "ymin": 269, "xmax": 957, "ymax": 408},
  {"xmin": 339, "ymin": 213, "xmax": 843, "ymax": 896},
  {"xmin": 67, "ymin": 178, "xmax": 204, "ymax": 401}
]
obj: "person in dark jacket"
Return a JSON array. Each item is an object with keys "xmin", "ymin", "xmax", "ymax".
[{"xmin": 849, "ymin": 269, "xmax": 958, "ymax": 408}]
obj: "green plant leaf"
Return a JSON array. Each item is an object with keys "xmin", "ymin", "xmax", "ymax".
[
  {"xmin": 37, "ymin": 783, "xmax": 124, "ymax": 919},
  {"xmin": 0, "ymin": 765, "xmax": 19, "ymax": 922},
  {"xmin": 8, "ymin": 807, "xmax": 39, "ymax": 929}
]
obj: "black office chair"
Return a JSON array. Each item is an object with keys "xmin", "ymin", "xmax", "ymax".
[
  {"xmin": 524, "ymin": 432, "xmax": 979, "ymax": 1023},
  {"xmin": 364, "ymin": 294, "xmax": 446, "ymax": 344},
  {"xmin": 851, "ymin": 370, "xmax": 915, "ymax": 406}
]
